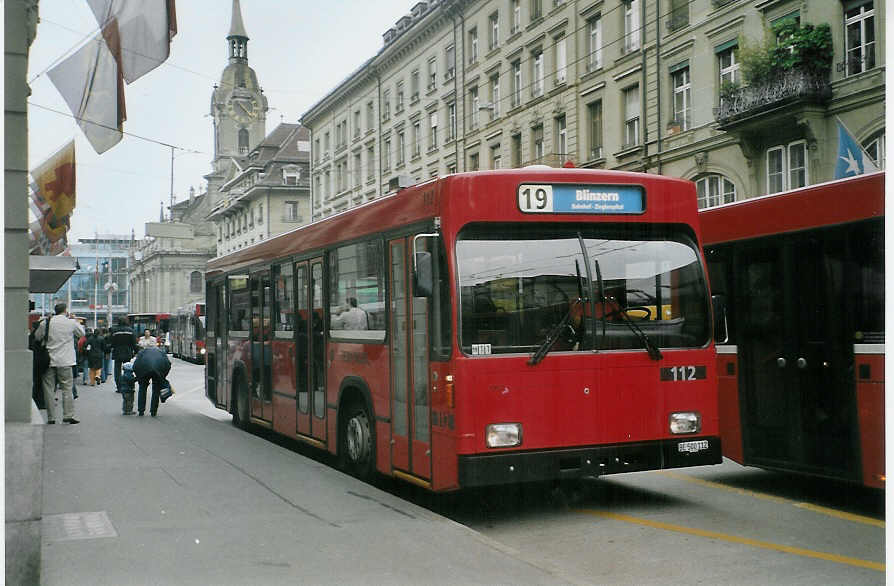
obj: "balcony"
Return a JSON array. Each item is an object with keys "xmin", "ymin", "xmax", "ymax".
[{"xmin": 714, "ymin": 68, "xmax": 831, "ymax": 130}]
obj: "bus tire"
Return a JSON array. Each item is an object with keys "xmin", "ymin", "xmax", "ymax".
[
  {"xmin": 340, "ymin": 401, "xmax": 375, "ymax": 480},
  {"xmin": 232, "ymin": 374, "xmax": 250, "ymax": 431}
]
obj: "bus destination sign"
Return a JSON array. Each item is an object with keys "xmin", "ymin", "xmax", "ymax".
[{"xmin": 518, "ymin": 184, "xmax": 645, "ymax": 214}]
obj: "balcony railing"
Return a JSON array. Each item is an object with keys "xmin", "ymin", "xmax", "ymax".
[{"xmin": 714, "ymin": 69, "xmax": 831, "ymax": 125}]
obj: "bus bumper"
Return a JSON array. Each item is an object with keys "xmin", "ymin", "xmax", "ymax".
[{"xmin": 458, "ymin": 436, "xmax": 722, "ymax": 488}]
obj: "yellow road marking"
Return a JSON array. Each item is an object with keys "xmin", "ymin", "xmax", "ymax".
[
  {"xmin": 577, "ymin": 509, "xmax": 885, "ymax": 572},
  {"xmin": 659, "ymin": 471, "xmax": 885, "ymax": 529}
]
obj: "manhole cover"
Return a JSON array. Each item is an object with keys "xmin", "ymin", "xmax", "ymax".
[{"xmin": 43, "ymin": 511, "xmax": 117, "ymax": 542}]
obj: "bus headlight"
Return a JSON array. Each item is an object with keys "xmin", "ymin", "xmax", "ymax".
[
  {"xmin": 200, "ymin": 348, "xmax": 206, "ymax": 355},
  {"xmin": 669, "ymin": 412, "xmax": 701, "ymax": 434},
  {"xmin": 486, "ymin": 423, "xmax": 522, "ymax": 448}
]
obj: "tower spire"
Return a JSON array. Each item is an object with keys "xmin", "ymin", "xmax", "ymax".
[
  {"xmin": 229, "ymin": 0, "xmax": 248, "ymax": 38},
  {"xmin": 227, "ymin": 0, "xmax": 249, "ymax": 62}
]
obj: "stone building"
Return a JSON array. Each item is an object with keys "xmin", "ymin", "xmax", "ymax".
[
  {"xmin": 204, "ymin": 0, "xmax": 312, "ymax": 257},
  {"xmin": 301, "ymin": 0, "xmax": 884, "ymax": 217}
]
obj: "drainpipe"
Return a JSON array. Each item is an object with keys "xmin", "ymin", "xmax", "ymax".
[
  {"xmin": 655, "ymin": 0, "xmax": 662, "ymax": 174},
  {"xmin": 377, "ymin": 69, "xmax": 383, "ymax": 194},
  {"xmin": 454, "ymin": 5, "xmax": 461, "ymax": 171},
  {"xmin": 641, "ymin": 0, "xmax": 648, "ymax": 172}
]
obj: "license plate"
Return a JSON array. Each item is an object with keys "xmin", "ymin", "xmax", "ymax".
[{"xmin": 677, "ymin": 440, "xmax": 709, "ymax": 453}]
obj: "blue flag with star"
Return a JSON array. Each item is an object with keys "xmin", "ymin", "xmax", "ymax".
[{"xmin": 835, "ymin": 118, "xmax": 879, "ymax": 179}]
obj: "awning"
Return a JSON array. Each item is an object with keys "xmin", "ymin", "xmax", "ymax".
[{"xmin": 29, "ymin": 255, "xmax": 79, "ymax": 293}]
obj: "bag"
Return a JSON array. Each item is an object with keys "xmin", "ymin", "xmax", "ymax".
[
  {"xmin": 34, "ymin": 318, "xmax": 51, "ymax": 372},
  {"xmin": 159, "ymin": 380, "xmax": 174, "ymax": 403}
]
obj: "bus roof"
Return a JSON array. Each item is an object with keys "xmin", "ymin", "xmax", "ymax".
[
  {"xmin": 207, "ymin": 167, "xmax": 699, "ymax": 278},
  {"xmin": 699, "ymin": 172, "xmax": 885, "ymax": 246}
]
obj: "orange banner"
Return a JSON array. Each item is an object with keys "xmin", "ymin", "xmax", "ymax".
[{"xmin": 31, "ymin": 140, "xmax": 76, "ymax": 243}]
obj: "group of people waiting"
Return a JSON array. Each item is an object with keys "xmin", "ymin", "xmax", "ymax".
[{"xmin": 31, "ymin": 304, "xmax": 173, "ymax": 424}]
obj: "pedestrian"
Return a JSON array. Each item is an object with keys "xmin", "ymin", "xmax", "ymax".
[
  {"xmin": 119, "ymin": 359, "xmax": 137, "ymax": 415},
  {"xmin": 29, "ymin": 319, "xmax": 47, "ymax": 410},
  {"xmin": 110, "ymin": 317, "xmax": 139, "ymax": 391},
  {"xmin": 138, "ymin": 329, "xmax": 158, "ymax": 349},
  {"xmin": 101, "ymin": 327, "xmax": 112, "ymax": 383},
  {"xmin": 86, "ymin": 329, "xmax": 104, "ymax": 385},
  {"xmin": 331, "ymin": 297, "xmax": 369, "ymax": 330},
  {"xmin": 77, "ymin": 329, "xmax": 89, "ymax": 384},
  {"xmin": 133, "ymin": 346, "xmax": 171, "ymax": 417},
  {"xmin": 34, "ymin": 303, "xmax": 85, "ymax": 424}
]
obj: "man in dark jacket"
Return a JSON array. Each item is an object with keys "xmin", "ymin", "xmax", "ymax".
[
  {"xmin": 133, "ymin": 346, "xmax": 171, "ymax": 417},
  {"xmin": 110, "ymin": 318, "xmax": 139, "ymax": 391}
]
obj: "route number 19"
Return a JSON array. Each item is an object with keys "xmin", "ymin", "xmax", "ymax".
[{"xmin": 518, "ymin": 184, "xmax": 554, "ymax": 213}]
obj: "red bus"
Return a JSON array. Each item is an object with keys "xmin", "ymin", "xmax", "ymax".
[
  {"xmin": 171, "ymin": 303, "xmax": 206, "ymax": 362},
  {"xmin": 701, "ymin": 172, "xmax": 884, "ymax": 488},
  {"xmin": 128, "ymin": 312, "xmax": 171, "ymax": 340},
  {"xmin": 205, "ymin": 168, "xmax": 721, "ymax": 491}
]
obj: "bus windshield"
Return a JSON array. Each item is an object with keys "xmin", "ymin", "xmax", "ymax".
[{"xmin": 457, "ymin": 224, "xmax": 710, "ymax": 355}]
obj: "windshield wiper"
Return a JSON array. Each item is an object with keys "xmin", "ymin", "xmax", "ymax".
[
  {"xmin": 527, "ymin": 297, "xmax": 583, "ymax": 366},
  {"xmin": 614, "ymin": 309, "xmax": 663, "ymax": 361}
]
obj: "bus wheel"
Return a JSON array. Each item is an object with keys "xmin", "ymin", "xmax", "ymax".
[
  {"xmin": 232, "ymin": 375, "xmax": 250, "ymax": 431},
  {"xmin": 341, "ymin": 402, "xmax": 374, "ymax": 479}
]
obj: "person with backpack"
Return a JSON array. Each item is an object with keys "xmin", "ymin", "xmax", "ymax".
[
  {"xmin": 34, "ymin": 303, "xmax": 85, "ymax": 424},
  {"xmin": 109, "ymin": 317, "xmax": 138, "ymax": 391},
  {"xmin": 85, "ymin": 329, "xmax": 105, "ymax": 386},
  {"xmin": 119, "ymin": 359, "xmax": 137, "ymax": 415}
]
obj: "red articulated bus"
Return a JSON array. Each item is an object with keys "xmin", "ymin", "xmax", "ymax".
[
  {"xmin": 205, "ymin": 167, "xmax": 721, "ymax": 491},
  {"xmin": 171, "ymin": 303, "xmax": 206, "ymax": 363},
  {"xmin": 128, "ymin": 312, "xmax": 172, "ymax": 343},
  {"xmin": 700, "ymin": 172, "xmax": 885, "ymax": 488}
]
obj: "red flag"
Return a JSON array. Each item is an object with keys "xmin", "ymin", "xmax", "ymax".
[{"xmin": 31, "ymin": 141, "xmax": 77, "ymax": 243}]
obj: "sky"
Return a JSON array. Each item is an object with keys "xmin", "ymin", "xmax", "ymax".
[{"xmin": 28, "ymin": 0, "xmax": 415, "ymax": 242}]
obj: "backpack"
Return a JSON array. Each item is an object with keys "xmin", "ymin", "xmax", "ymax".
[{"xmin": 34, "ymin": 317, "xmax": 51, "ymax": 372}]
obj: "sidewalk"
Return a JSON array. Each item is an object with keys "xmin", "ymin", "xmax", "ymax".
[{"xmin": 39, "ymin": 375, "xmax": 570, "ymax": 585}]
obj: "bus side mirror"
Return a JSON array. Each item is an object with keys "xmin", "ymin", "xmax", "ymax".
[
  {"xmin": 712, "ymin": 294, "xmax": 729, "ymax": 344},
  {"xmin": 413, "ymin": 251, "xmax": 433, "ymax": 297}
]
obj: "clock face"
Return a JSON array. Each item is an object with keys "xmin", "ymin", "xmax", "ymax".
[{"xmin": 227, "ymin": 95, "xmax": 260, "ymax": 123}]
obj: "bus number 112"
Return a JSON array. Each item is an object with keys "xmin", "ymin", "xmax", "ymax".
[{"xmin": 518, "ymin": 184, "xmax": 554, "ymax": 213}]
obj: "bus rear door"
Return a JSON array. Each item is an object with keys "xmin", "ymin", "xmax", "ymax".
[
  {"xmin": 388, "ymin": 236, "xmax": 432, "ymax": 481},
  {"xmin": 249, "ymin": 271, "xmax": 273, "ymax": 425}
]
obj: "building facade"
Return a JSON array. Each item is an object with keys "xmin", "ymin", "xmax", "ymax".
[
  {"xmin": 205, "ymin": 0, "xmax": 312, "ymax": 257},
  {"xmin": 301, "ymin": 0, "xmax": 884, "ymax": 217},
  {"xmin": 33, "ymin": 235, "xmax": 133, "ymax": 329}
]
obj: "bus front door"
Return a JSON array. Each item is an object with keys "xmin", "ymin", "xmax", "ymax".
[
  {"xmin": 388, "ymin": 237, "xmax": 432, "ymax": 481},
  {"xmin": 736, "ymin": 236, "xmax": 855, "ymax": 479},
  {"xmin": 249, "ymin": 271, "xmax": 273, "ymax": 425},
  {"xmin": 294, "ymin": 261, "xmax": 313, "ymax": 439}
]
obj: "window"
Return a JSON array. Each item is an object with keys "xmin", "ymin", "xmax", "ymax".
[
  {"xmin": 445, "ymin": 45, "xmax": 456, "ymax": 80},
  {"xmin": 324, "ymin": 131, "xmax": 330, "ymax": 152},
  {"xmin": 447, "ymin": 101, "xmax": 456, "ymax": 141},
  {"xmin": 383, "ymin": 138, "xmax": 391, "ymax": 170},
  {"xmin": 489, "ymin": 11, "xmax": 500, "ymax": 49},
  {"xmin": 530, "ymin": 0, "xmax": 542, "ymax": 21},
  {"xmin": 766, "ymin": 141, "xmax": 808, "ymax": 194},
  {"xmin": 588, "ymin": 100, "xmax": 603, "ymax": 159},
  {"xmin": 397, "ymin": 131, "xmax": 406, "ymax": 166},
  {"xmin": 555, "ymin": 35, "xmax": 567, "ymax": 84},
  {"xmin": 469, "ymin": 152, "xmax": 480, "ymax": 171},
  {"xmin": 190, "ymin": 271, "xmax": 203, "ymax": 294},
  {"xmin": 366, "ymin": 101, "xmax": 374, "ymax": 131},
  {"xmin": 671, "ymin": 66, "xmax": 691, "ymax": 130},
  {"xmin": 238, "ymin": 129, "xmax": 249, "ymax": 154},
  {"xmin": 396, "ymin": 82, "xmax": 404, "ymax": 112},
  {"xmin": 412, "ymin": 120, "xmax": 422, "ymax": 157},
  {"xmin": 328, "ymin": 240, "xmax": 385, "ymax": 341},
  {"xmin": 353, "ymin": 110, "xmax": 361, "ymax": 138},
  {"xmin": 258, "ymin": 203, "xmax": 262, "ymax": 222},
  {"xmin": 511, "ymin": 0, "xmax": 520, "ymax": 34},
  {"xmin": 428, "ymin": 57, "xmax": 437, "ymax": 90},
  {"xmin": 469, "ymin": 86, "xmax": 480, "ymax": 130},
  {"xmin": 469, "ymin": 28, "xmax": 479, "ymax": 63},
  {"xmin": 695, "ymin": 174, "xmax": 736, "ymax": 209},
  {"xmin": 511, "ymin": 133, "xmax": 522, "ymax": 167},
  {"xmin": 366, "ymin": 145, "xmax": 375, "ymax": 180},
  {"xmin": 272, "ymin": 263, "xmax": 294, "ymax": 332},
  {"xmin": 411, "ymin": 70, "xmax": 420, "ymax": 101},
  {"xmin": 353, "ymin": 152, "xmax": 362, "ymax": 186},
  {"xmin": 490, "ymin": 143, "xmax": 501, "ymax": 169},
  {"xmin": 587, "ymin": 16, "xmax": 602, "ymax": 71},
  {"xmin": 283, "ymin": 201, "xmax": 299, "ymax": 222},
  {"xmin": 845, "ymin": 1, "xmax": 875, "ymax": 76},
  {"xmin": 863, "ymin": 131, "xmax": 885, "ymax": 169},
  {"xmin": 314, "ymin": 138, "xmax": 320, "ymax": 162},
  {"xmin": 718, "ymin": 45, "xmax": 739, "ymax": 99},
  {"xmin": 490, "ymin": 73, "xmax": 501, "ymax": 119},
  {"xmin": 623, "ymin": 85, "xmax": 640, "ymax": 147},
  {"xmin": 429, "ymin": 111, "xmax": 438, "ymax": 150},
  {"xmin": 623, "ymin": 0, "xmax": 640, "ymax": 53},
  {"xmin": 532, "ymin": 124, "xmax": 544, "ymax": 161},
  {"xmin": 228, "ymin": 276, "xmax": 249, "ymax": 332},
  {"xmin": 282, "ymin": 165, "xmax": 300, "ymax": 185},
  {"xmin": 555, "ymin": 115, "xmax": 566, "ymax": 157},
  {"xmin": 531, "ymin": 49, "xmax": 544, "ymax": 97},
  {"xmin": 511, "ymin": 60, "xmax": 522, "ymax": 107},
  {"xmin": 667, "ymin": 0, "xmax": 688, "ymax": 32},
  {"xmin": 382, "ymin": 90, "xmax": 391, "ymax": 121}
]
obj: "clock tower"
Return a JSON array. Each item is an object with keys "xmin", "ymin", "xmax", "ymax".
[{"xmin": 210, "ymin": 0, "xmax": 267, "ymax": 167}]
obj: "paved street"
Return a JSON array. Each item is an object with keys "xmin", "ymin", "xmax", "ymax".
[{"xmin": 41, "ymin": 359, "xmax": 885, "ymax": 585}]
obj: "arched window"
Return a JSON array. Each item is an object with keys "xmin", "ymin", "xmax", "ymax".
[
  {"xmin": 863, "ymin": 130, "xmax": 885, "ymax": 170},
  {"xmin": 695, "ymin": 174, "xmax": 736, "ymax": 209},
  {"xmin": 238, "ymin": 129, "xmax": 249, "ymax": 154},
  {"xmin": 190, "ymin": 271, "xmax": 203, "ymax": 294}
]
